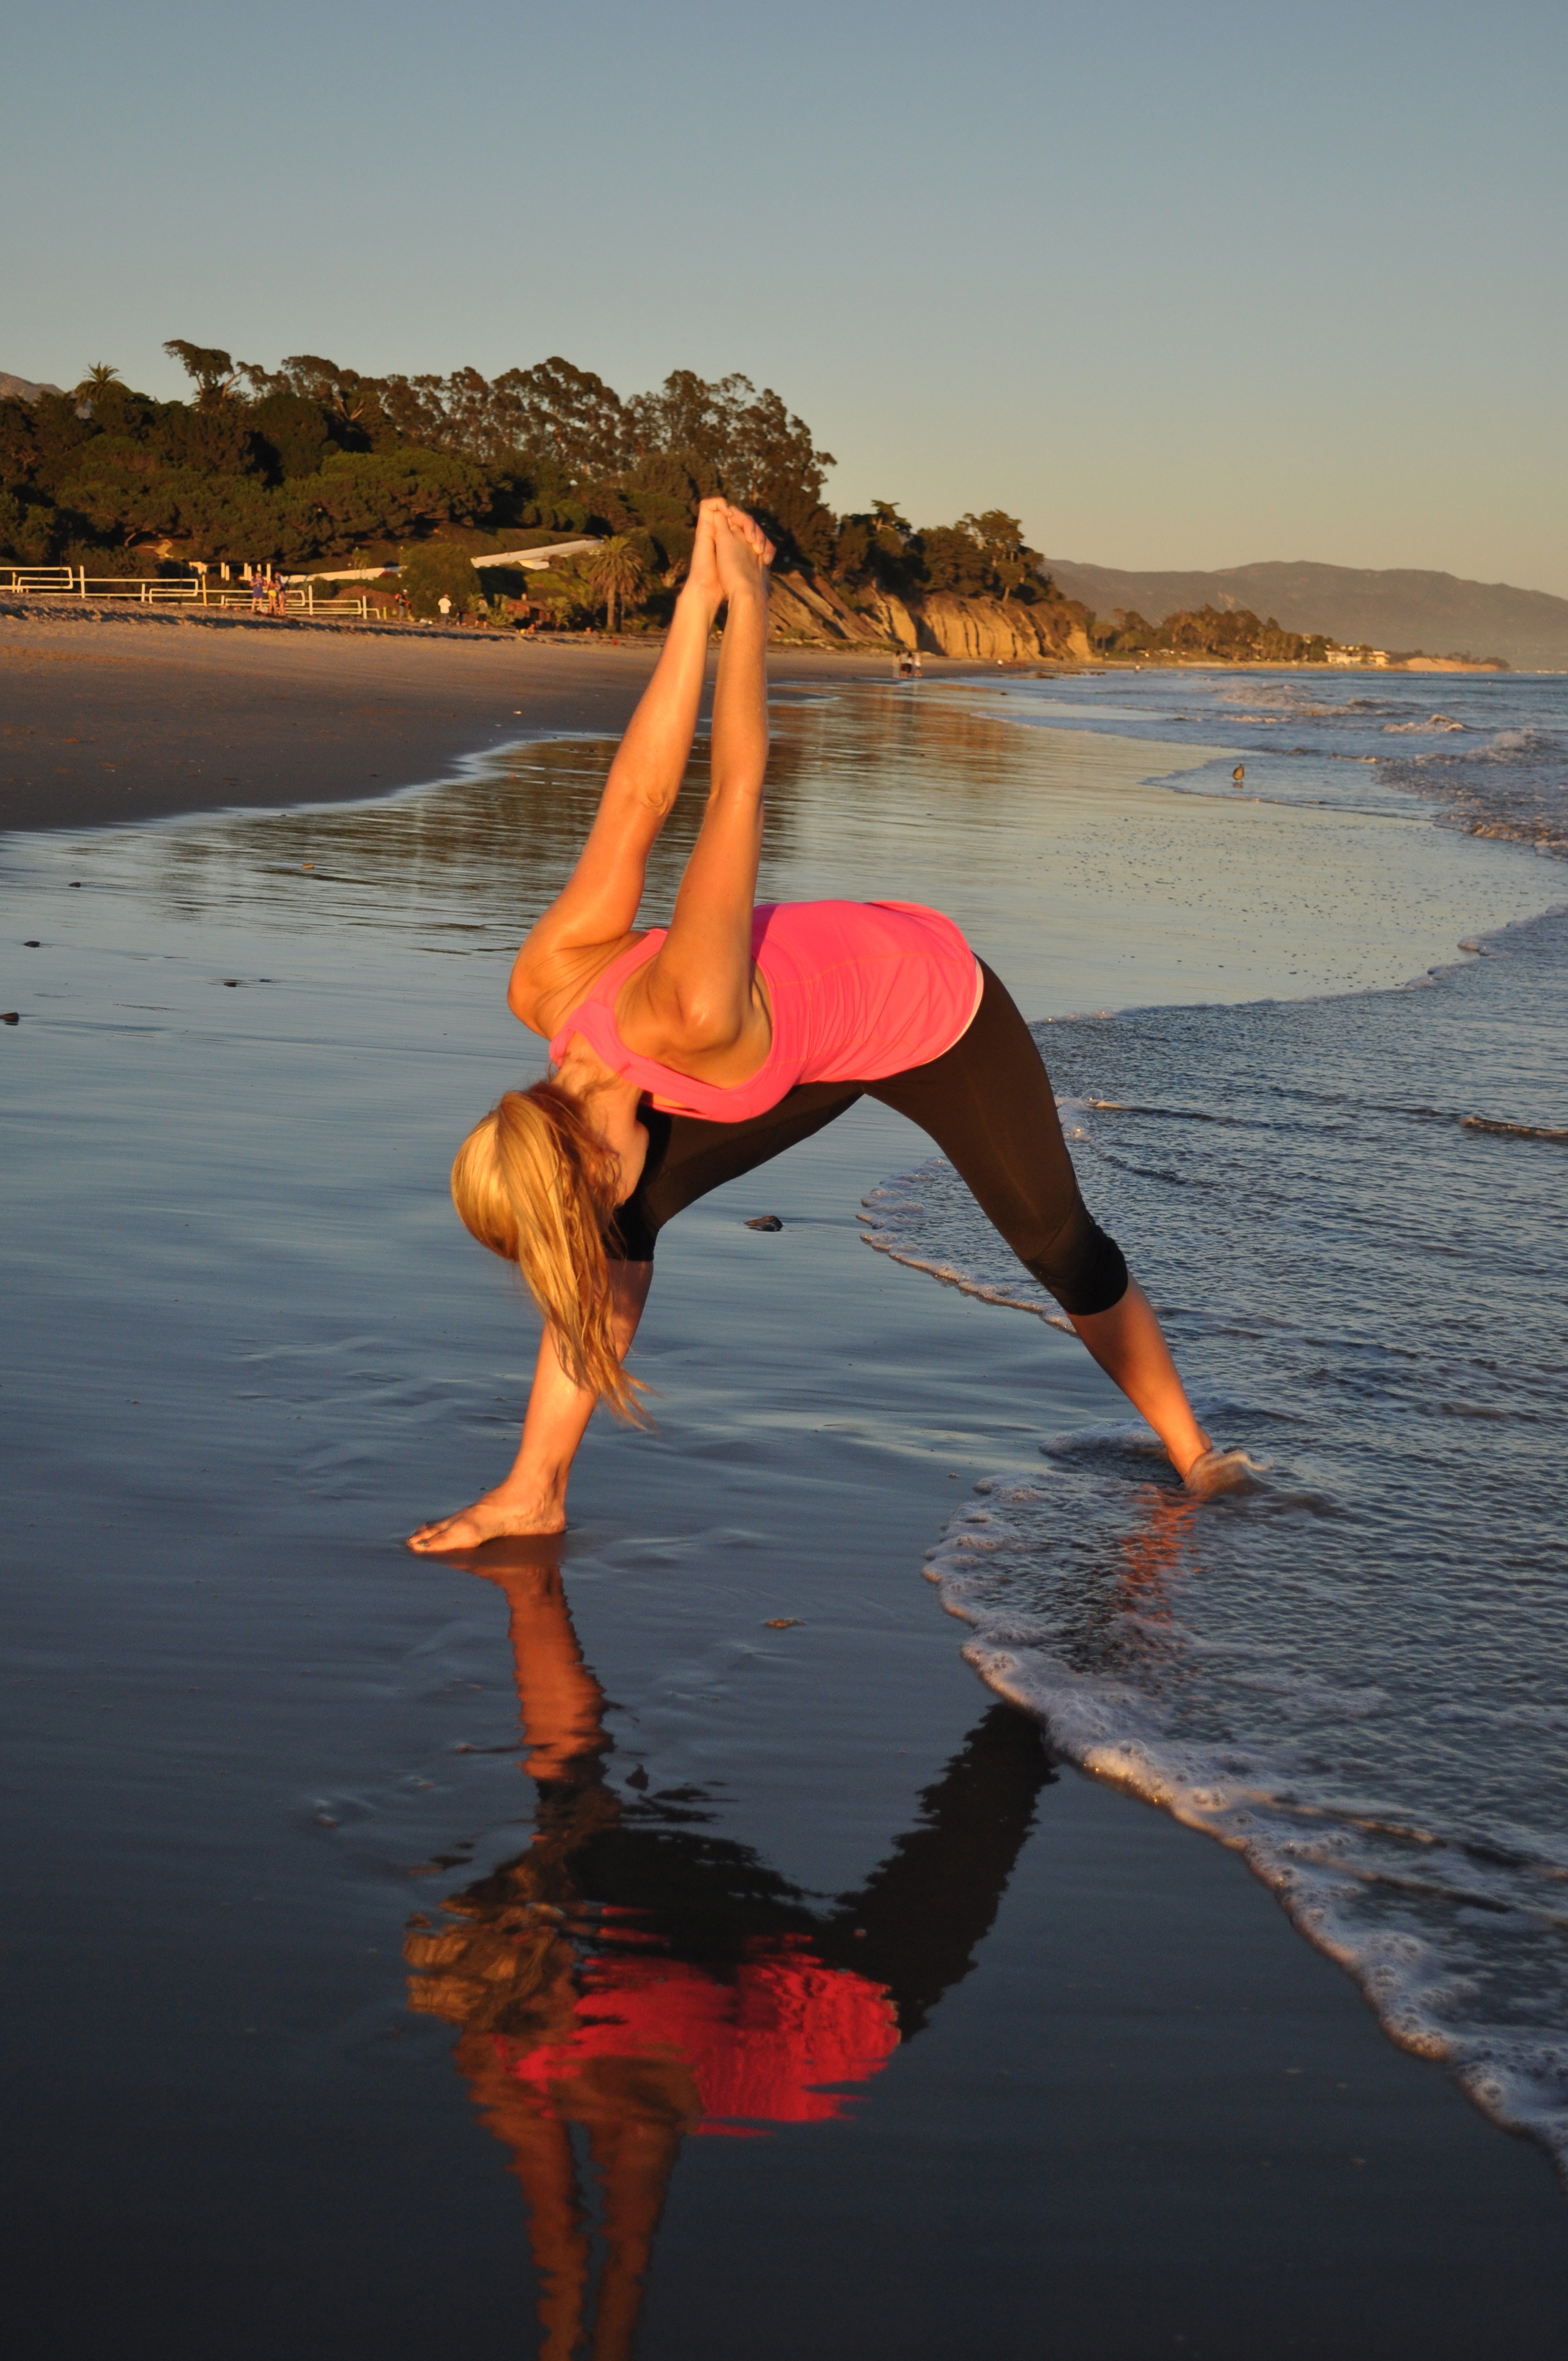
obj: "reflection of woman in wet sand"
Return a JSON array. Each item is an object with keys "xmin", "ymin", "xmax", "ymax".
[
  {"xmin": 405, "ymin": 1544, "xmax": 1050, "ymax": 2359},
  {"xmin": 409, "ymin": 500, "xmax": 1243, "ymax": 1555}
]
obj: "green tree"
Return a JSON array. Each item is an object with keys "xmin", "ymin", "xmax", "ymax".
[
  {"xmin": 587, "ymin": 535, "xmax": 649, "ymax": 632},
  {"xmin": 916, "ymin": 521, "xmax": 992, "ymax": 597},
  {"xmin": 959, "ymin": 510, "xmax": 1040, "ymax": 602},
  {"xmin": 72, "ymin": 363, "xmax": 120, "ymax": 405},
  {"xmin": 0, "ymin": 486, "xmax": 56, "ymax": 562},
  {"xmin": 399, "ymin": 540, "xmax": 481, "ymax": 620},
  {"xmin": 164, "ymin": 340, "xmax": 243, "ymax": 407},
  {"xmin": 296, "ymin": 448, "xmax": 489, "ymax": 543},
  {"xmin": 478, "ymin": 357, "xmax": 628, "ymax": 473},
  {"xmin": 248, "ymin": 391, "xmax": 339, "ymax": 482},
  {"xmin": 831, "ymin": 515, "xmax": 874, "ymax": 586}
]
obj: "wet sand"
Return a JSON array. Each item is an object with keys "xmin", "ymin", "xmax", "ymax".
[
  {"xmin": 0, "ymin": 606, "xmax": 905, "ymax": 834},
  {"xmin": 3, "ymin": 664, "xmax": 1566, "ymax": 2355}
]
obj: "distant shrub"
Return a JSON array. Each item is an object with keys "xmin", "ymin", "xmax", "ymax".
[{"xmin": 399, "ymin": 540, "xmax": 482, "ymax": 619}]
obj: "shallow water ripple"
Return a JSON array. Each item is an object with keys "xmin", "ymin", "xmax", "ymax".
[{"xmin": 868, "ymin": 905, "xmax": 1568, "ymax": 2172}]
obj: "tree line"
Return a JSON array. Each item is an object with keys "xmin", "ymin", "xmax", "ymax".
[
  {"xmin": 1090, "ymin": 604, "xmax": 1332, "ymax": 662},
  {"xmin": 0, "ymin": 342, "xmax": 1048, "ymax": 625}
]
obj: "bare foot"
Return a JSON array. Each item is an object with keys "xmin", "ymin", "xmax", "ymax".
[
  {"xmin": 684, "ymin": 498, "xmax": 728, "ymax": 605},
  {"xmin": 407, "ymin": 1487, "xmax": 567, "ymax": 1554},
  {"xmin": 714, "ymin": 502, "xmax": 775, "ymax": 601},
  {"xmin": 1181, "ymin": 1445, "xmax": 1259, "ymax": 1498}
]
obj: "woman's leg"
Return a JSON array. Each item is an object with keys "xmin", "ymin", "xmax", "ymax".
[
  {"xmin": 869, "ymin": 967, "xmax": 1212, "ymax": 1479},
  {"xmin": 1067, "ymin": 1279, "xmax": 1211, "ymax": 1477}
]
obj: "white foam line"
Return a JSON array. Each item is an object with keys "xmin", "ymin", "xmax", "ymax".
[
  {"xmin": 858, "ymin": 1231, "xmax": 1076, "ymax": 1331},
  {"xmin": 927, "ymin": 1559, "xmax": 1568, "ymax": 2185}
]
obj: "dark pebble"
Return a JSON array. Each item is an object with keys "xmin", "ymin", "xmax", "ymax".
[
  {"xmin": 2, "ymin": 1011, "xmax": 18, "ymax": 1025},
  {"xmin": 23, "ymin": 939, "xmax": 40, "ymax": 948},
  {"xmin": 744, "ymin": 1214, "xmax": 783, "ymax": 1231}
]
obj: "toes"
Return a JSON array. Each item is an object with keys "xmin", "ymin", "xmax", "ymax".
[
  {"xmin": 720, "ymin": 507, "xmax": 774, "ymax": 567},
  {"xmin": 407, "ymin": 1517, "xmax": 456, "ymax": 1549}
]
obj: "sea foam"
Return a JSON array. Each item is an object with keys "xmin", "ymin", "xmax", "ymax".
[{"xmin": 864, "ymin": 881, "xmax": 1568, "ymax": 2179}]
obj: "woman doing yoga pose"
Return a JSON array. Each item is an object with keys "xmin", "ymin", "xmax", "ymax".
[{"xmin": 408, "ymin": 502, "xmax": 1241, "ymax": 1555}]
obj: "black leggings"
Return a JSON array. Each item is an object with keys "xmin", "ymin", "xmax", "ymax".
[{"xmin": 605, "ymin": 963, "xmax": 1128, "ymax": 1318}]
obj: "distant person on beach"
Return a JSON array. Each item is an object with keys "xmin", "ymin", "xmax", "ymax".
[
  {"xmin": 409, "ymin": 501, "xmax": 1242, "ymax": 1553},
  {"xmin": 438, "ymin": 592, "xmax": 453, "ymax": 622}
]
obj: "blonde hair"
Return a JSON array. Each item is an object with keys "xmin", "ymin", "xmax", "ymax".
[{"xmin": 450, "ymin": 1079, "xmax": 647, "ymax": 1423}]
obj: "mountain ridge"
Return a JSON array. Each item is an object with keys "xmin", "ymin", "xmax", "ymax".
[
  {"xmin": 0, "ymin": 372, "xmax": 65, "ymax": 404},
  {"xmin": 1041, "ymin": 558, "xmax": 1568, "ymax": 672}
]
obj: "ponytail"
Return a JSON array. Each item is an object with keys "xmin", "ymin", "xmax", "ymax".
[{"xmin": 449, "ymin": 1080, "xmax": 647, "ymax": 1423}]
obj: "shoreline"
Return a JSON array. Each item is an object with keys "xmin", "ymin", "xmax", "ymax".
[
  {"xmin": 0, "ymin": 608, "xmax": 933, "ymax": 837},
  {"xmin": 4, "ymin": 632, "xmax": 1566, "ymax": 2347}
]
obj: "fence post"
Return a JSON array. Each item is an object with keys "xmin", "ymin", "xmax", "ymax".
[{"xmin": 78, "ymin": 566, "xmax": 85, "ymax": 597}]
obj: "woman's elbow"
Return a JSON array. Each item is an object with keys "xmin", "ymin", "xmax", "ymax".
[
  {"xmin": 661, "ymin": 989, "xmax": 742, "ymax": 1057},
  {"xmin": 506, "ymin": 956, "xmax": 542, "ymax": 1028}
]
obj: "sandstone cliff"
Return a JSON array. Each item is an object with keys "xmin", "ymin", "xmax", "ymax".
[{"xmin": 767, "ymin": 569, "xmax": 1090, "ymax": 662}]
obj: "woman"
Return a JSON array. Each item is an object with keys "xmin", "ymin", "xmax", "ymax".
[{"xmin": 409, "ymin": 502, "xmax": 1241, "ymax": 1555}]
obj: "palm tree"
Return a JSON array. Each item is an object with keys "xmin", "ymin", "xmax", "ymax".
[
  {"xmin": 587, "ymin": 536, "xmax": 649, "ymax": 635},
  {"xmin": 72, "ymin": 362, "xmax": 120, "ymax": 406}
]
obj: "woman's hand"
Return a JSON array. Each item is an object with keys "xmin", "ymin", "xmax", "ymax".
[{"xmin": 409, "ymin": 1269, "xmax": 653, "ymax": 1558}]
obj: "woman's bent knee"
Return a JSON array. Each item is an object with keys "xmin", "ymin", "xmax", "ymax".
[{"xmin": 1023, "ymin": 1201, "xmax": 1128, "ymax": 1316}]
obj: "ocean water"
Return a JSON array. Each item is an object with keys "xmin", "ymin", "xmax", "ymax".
[
  {"xmin": 6, "ymin": 655, "xmax": 1567, "ymax": 2340},
  {"xmin": 862, "ymin": 665, "xmax": 1568, "ymax": 2175},
  {"xmin": 945, "ymin": 663, "xmax": 1568, "ymax": 850}
]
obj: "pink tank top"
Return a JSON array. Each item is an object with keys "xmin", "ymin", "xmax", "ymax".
[{"xmin": 547, "ymin": 900, "xmax": 981, "ymax": 1122}]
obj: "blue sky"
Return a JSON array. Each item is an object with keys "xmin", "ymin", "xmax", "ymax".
[{"xmin": 6, "ymin": 0, "xmax": 1565, "ymax": 592}]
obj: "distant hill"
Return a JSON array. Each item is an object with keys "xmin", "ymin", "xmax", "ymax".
[
  {"xmin": 1042, "ymin": 558, "xmax": 1568, "ymax": 673},
  {"xmin": 0, "ymin": 372, "xmax": 64, "ymax": 402}
]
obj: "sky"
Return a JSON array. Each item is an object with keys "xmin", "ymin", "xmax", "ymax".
[{"xmin": 6, "ymin": 0, "xmax": 1565, "ymax": 594}]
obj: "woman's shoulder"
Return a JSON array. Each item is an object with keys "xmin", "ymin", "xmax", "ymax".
[{"xmin": 507, "ymin": 930, "xmax": 652, "ymax": 1038}]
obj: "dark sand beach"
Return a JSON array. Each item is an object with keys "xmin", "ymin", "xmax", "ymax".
[
  {"xmin": 0, "ymin": 606, "xmax": 907, "ymax": 834},
  {"xmin": 4, "ymin": 627, "xmax": 1566, "ymax": 2356}
]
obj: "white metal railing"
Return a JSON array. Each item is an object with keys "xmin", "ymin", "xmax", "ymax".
[
  {"xmin": 195, "ymin": 585, "xmax": 371, "ymax": 619},
  {"xmin": 0, "ymin": 566, "xmax": 371, "ymax": 619},
  {"xmin": 2, "ymin": 564, "xmax": 77, "ymax": 590},
  {"xmin": 1, "ymin": 566, "xmax": 203, "ymax": 601}
]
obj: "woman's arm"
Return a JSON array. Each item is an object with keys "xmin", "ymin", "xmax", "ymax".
[
  {"xmin": 622, "ymin": 509, "xmax": 775, "ymax": 1065},
  {"xmin": 507, "ymin": 505, "xmax": 731, "ymax": 1030},
  {"xmin": 406, "ymin": 1259, "xmax": 655, "ymax": 1551}
]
